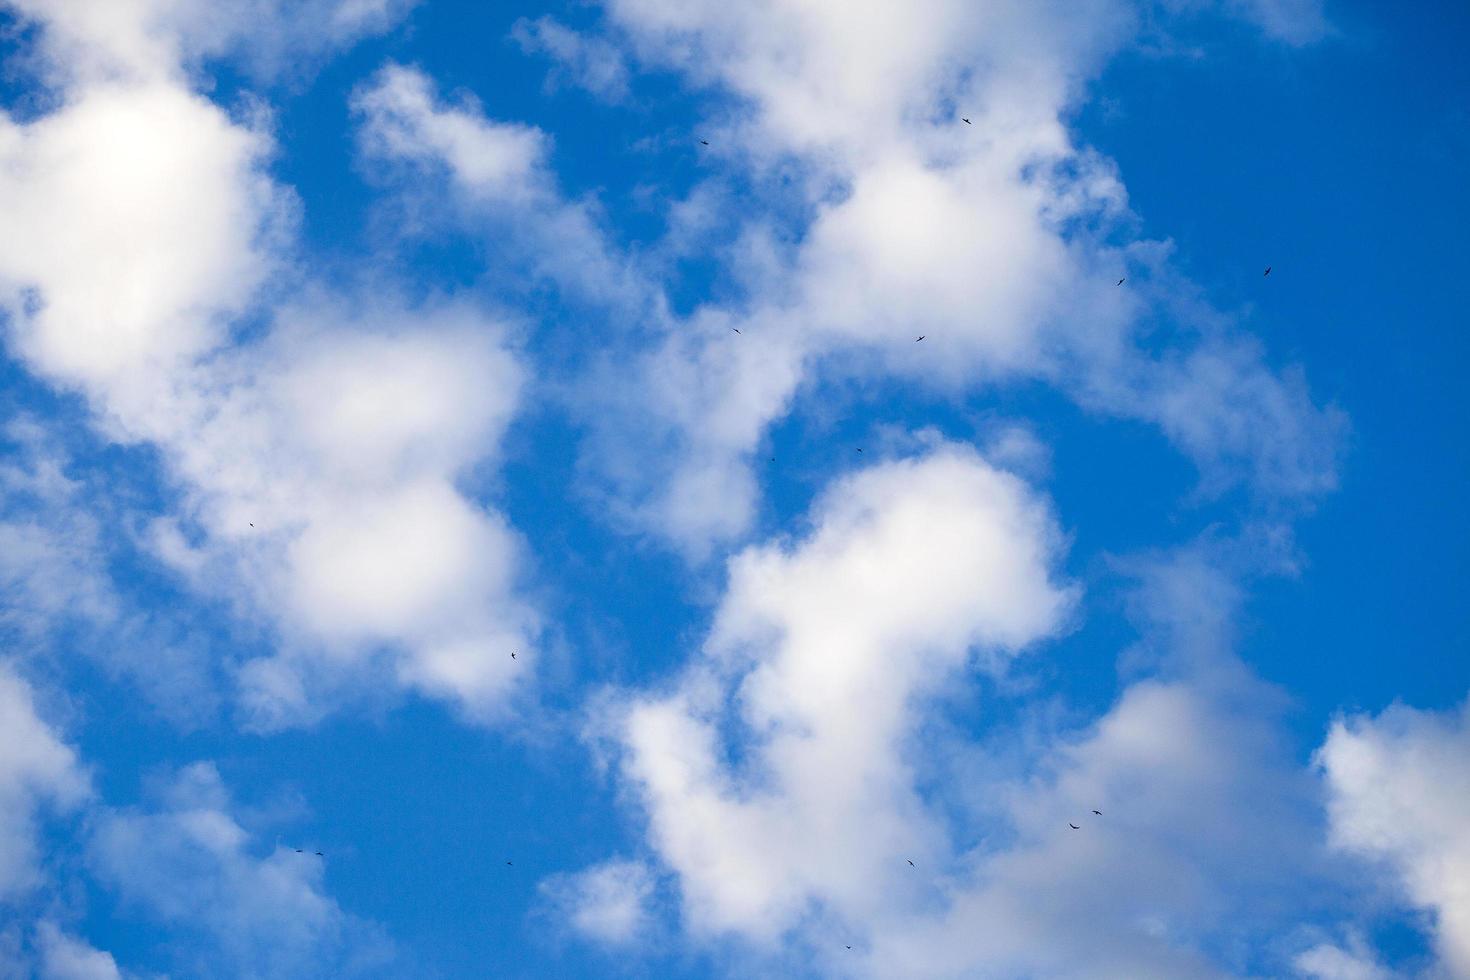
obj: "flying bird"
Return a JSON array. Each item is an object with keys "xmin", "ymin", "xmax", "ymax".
[
  {"xmin": 732, "ymin": 327, "xmax": 741, "ymax": 334},
  {"xmin": 506, "ymin": 861, "xmax": 513, "ymax": 866},
  {"xmin": 1092, "ymin": 810, "xmax": 1102, "ymax": 816},
  {"xmin": 315, "ymin": 851, "xmax": 323, "ymax": 856},
  {"xmin": 962, "ymin": 117, "xmax": 971, "ymax": 124},
  {"xmin": 856, "ymin": 448, "xmax": 864, "ymax": 453},
  {"xmin": 1117, "ymin": 278, "xmax": 1125, "ymax": 286},
  {"xmin": 1069, "ymin": 823, "xmax": 1080, "ymax": 830},
  {"xmin": 510, "ymin": 652, "xmax": 516, "ymax": 660},
  {"xmin": 907, "ymin": 860, "xmax": 914, "ymax": 867},
  {"xmin": 700, "ymin": 140, "xmax": 709, "ymax": 146},
  {"xmin": 295, "ymin": 849, "xmax": 303, "ymax": 853},
  {"xmin": 915, "ymin": 335, "xmax": 925, "ymax": 342},
  {"xmin": 846, "ymin": 946, "xmax": 853, "ymax": 950},
  {"xmin": 1263, "ymin": 266, "xmax": 1272, "ymax": 277}
]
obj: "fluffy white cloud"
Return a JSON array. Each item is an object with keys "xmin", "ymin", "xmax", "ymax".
[
  {"xmin": 1318, "ymin": 699, "xmax": 1470, "ymax": 978},
  {"xmin": 542, "ymin": 859, "xmax": 657, "ymax": 945},
  {"xmin": 612, "ymin": 444, "xmax": 1075, "ymax": 940},
  {"xmin": 89, "ymin": 762, "xmax": 391, "ymax": 977},
  {"xmin": 600, "ymin": 489, "xmax": 1362, "ymax": 976},
  {"xmin": 34, "ymin": 922, "xmax": 123, "ymax": 980},
  {"xmin": 0, "ymin": 663, "xmax": 88, "ymax": 901},
  {"xmin": 0, "ymin": 11, "xmax": 541, "ymax": 725},
  {"xmin": 2, "ymin": 0, "xmax": 415, "ymax": 84},
  {"xmin": 527, "ymin": 0, "xmax": 1343, "ymax": 553}
]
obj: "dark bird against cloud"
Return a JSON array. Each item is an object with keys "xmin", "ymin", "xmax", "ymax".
[
  {"xmin": 1069, "ymin": 823, "xmax": 1080, "ymax": 830},
  {"xmin": 962, "ymin": 117, "xmax": 971, "ymax": 124},
  {"xmin": 1264, "ymin": 266, "xmax": 1272, "ymax": 277}
]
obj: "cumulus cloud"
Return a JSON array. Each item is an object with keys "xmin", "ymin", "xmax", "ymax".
[
  {"xmin": 1318, "ymin": 699, "xmax": 1470, "ymax": 978},
  {"xmin": 0, "ymin": 663, "xmax": 88, "ymax": 901},
  {"xmin": 89, "ymin": 762, "xmax": 391, "ymax": 978},
  {"xmin": 516, "ymin": 0, "xmax": 1345, "ymax": 554},
  {"xmin": 34, "ymin": 921, "xmax": 123, "ymax": 980},
  {"xmin": 542, "ymin": 859, "xmax": 657, "ymax": 945},
  {"xmin": 0, "ymin": 419, "xmax": 118, "ymax": 642},
  {"xmin": 0, "ymin": 9, "xmax": 541, "ymax": 726},
  {"xmin": 610, "ymin": 444, "xmax": 1074, "ymax": 939},
  {"xmin": 595, "ymin": 474, "xmax": 1363, "ymax": 976},
  {"xmin": 2, "ymin": 0, "xmax": 415, "ymax": 85},
  {"xmin": 511, "ymin": 16, "xmax": 632, "ymax": 102},
  {"xmin": 1293, "ymin": 935, "xmax": 1391, "ymax": 980},
  {"xmin": 353, "ymin": 63, "xmax": 643, "ymax": 308}
]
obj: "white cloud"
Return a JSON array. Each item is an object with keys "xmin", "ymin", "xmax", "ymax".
[
  {"xmin": 0, "ymin": 420, "xmax": 118, "ymax": 642},
  {"xmin": 537, "ymin": 0, "xmax": 1345, "ymax": 553},
  {"xmin": 0, "ymin": 80, "xmax": 285, "ymax": 396},
  {"xmin": 1294, "ymin": 935, "xmax": 1391, "ymax": 980},
  {"xmin": 612, "ymin": 444, "xmax": 1075, "ymax": 940},
  {"xmin": 599, "ymin": 498, "xmax": 1365, "ymax": 976},
  {"xmin": 1318, "ymin": 699, "xmax": 1470, "ymax": 978},
  {"xmin": 2, "ymin": 0, "xmax": 415, "ymax": 85},
  {"xmin": 354, "ymin": 64, "xmax": 548, "ymax": 205},
  {"xmin": 511, "ymin": 16, "xmax": 632, "ymax": 102},
  {"xmin": 34, "ymin": 922, "xmax": 122, "ymax": 980},
  {"xmin": 0, "ymin": 663, "xmax": 88, "ymax": 901},
  {"xmin": 89, "ymin": 762, "xmax": 391, "ymax": 977},
  {"xmin": 0, "ymin": 17, "xmax": 541, "ymax": 725},
  {"xmin": 353, "ymin": 64, "xmax": 642, "ymax": 308},
  {"xmin": 542, "ymin": 859, "xmax": 657, "ymax": 945}
]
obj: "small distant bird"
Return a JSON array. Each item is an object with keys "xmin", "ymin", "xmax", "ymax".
[
  {"xmin": 1069, "ymin": 823, "xmax": 1080, "ymax": 830},
  {"xmin": 1117, "ymin": 278, "xmax": 1125, "ymax": 286},
  {"xmin": 249, "ymin": 523, "xmax": 254, "ymax": 527},
  {"xmin": 315, "ymin": 851, "xmax": 323, "ymax": 856},
  {"xmin": 856, "ymin": 448, "xmax": 864, "ymax": 453},
  {"xmin": 962, "ymin": 117, "xmax": 971, "ymax": 124},
  {"xmin": 732, "ymin": 327, "xmax": 741, "ymax": 334},
  {"xmin": 295, "ymin": 849, "xmax": 303, "ymax": 853},
  {"xmin": 506, "ymin": 861, "xmax": 513, "ymax": 866},
  {"xmin": 1263, "ymin": 266, "xmax": 1272, "ymax": 277},
  {"xmin": 915, "ymin": 335, "xmax": 925, "ymax": 342},
  {"xmin": 846, "ymin": 946, "xmax": 853, "ymax": 950},
  {"xmin": 1092, "ymin": 810, "xmax": 1102, "ymax": 816},
  {"xmin": 700, "ymin": 140, "xmax": 709, "ymax": 146},
  {"xmin": 510, "ymin": 652, "xmax": 516, "ymax": 660},
  {"xmin": 906, "ymin": 860, "xmax": 914, "ymax": 867}
]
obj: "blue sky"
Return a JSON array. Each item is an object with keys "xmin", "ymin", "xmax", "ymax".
[{"xmin": 0, "ymin": 1, "xmax": 1467, "ymax": 978}]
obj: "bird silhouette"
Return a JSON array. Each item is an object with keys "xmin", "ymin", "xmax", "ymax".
[
  {"xmin": 907, "ymin": 860, "xmax": 914, "ymax": 867},
  {"xmin": 700, "ymin": 140, "xmax": 709, "ymax": 146},
  {"xmin": 295, "ymin": 848, "xmax": 303, "ymax": 853},
  {"xmin": 1117, "ymin": 278, "xmax": 1125, "ymax": 286},
  {"xmin": 1263, "ymin": 266, "xmax": 1272, "ymax": 277},
  {"xmin": 1092, "ymin": 810, "xmax": 1102, "ymax": 816},
  {"xmin": 506, "ymin": 860, "xmax": 513, "ymax": 866},
  {"xmin": 511, "ymin": 652, "xmax": 516, "ymax": 660},
  {"xmin": 915, "ymin": 335, "xmax": 925, "ymax": 342},
  {"xmin": 732, "ymin": 327, "xmax": 741, "ymax": 334},
  {"xmin": 315, "ymin": 851, "xmax": 324, "ymax": 856},
  {"xmin": 846, "ymin": 946, "xmax": 853, "ymax": 950},
  {"xmin": 962, "ymin": 117, "xmax": 971, "ymax": 124},
  {"xmin": 1069, "ymin": 823, "xmax": 1080, "ymax": 830},
  {"xmin": 856, "ymin": 448, "xmax": 864, "ymax": 453},
  {"xmin": 249, "ymin": 522, "xmax": 254, "ymax": 527}
]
